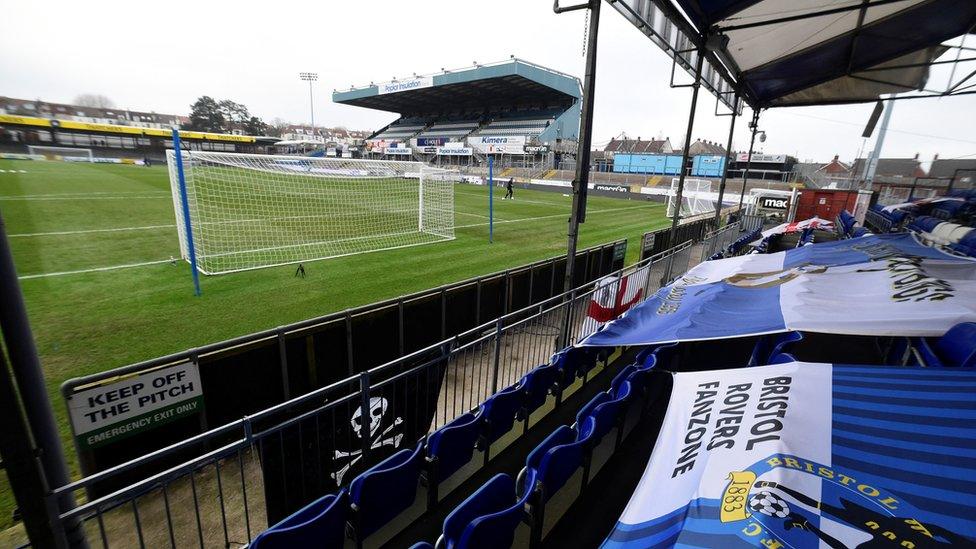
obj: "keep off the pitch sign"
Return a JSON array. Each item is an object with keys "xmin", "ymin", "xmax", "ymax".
[{"xmin": 68, "ymin": 362, "xmax": 204, "ymax": 449}]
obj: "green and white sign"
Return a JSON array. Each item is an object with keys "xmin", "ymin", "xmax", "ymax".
[{"xmin": 68, "ymin": 362, "xmax": 204, "ymax": 449}]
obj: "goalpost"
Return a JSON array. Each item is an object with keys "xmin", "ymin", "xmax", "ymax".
[
  {"xmin": 27, "ymin": 145, "xmax": 94, "ymax": 162},
  {"xmin": 666, "ymin": 177, "xmax": 714, "ymax": 218},
  {"xmin": 165, "ymin": 151, "xmax": 456, "ymax": 275}
]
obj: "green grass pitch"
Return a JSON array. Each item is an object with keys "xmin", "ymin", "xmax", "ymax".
[{"xmin": 0, "ymin": 157, "xmax": 669, "ymax": 532}]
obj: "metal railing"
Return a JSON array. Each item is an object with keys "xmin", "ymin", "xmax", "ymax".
[
  {"xmin": 699, "ymin": 222, "xmax": 741, "ymax": 261},
  {"xmin": 41, "ymin": 242, "xmax": 693, "ymax": 549}
]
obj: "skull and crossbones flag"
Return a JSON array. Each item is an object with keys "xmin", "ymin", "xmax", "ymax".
[{"xmin": 258, "ymin": 348, "xmax": 448, "ymax": 523}]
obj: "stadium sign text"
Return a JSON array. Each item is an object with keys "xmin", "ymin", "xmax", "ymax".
[
  {"xmin": 438, "ymin": 146, "xmax": 473, "ymax": 156},
  {"xmin": 736, "ymin": 153, "xmax": 787, "ymax": 164},
  {"xmin": 378, "ymin": 76, "xmax": 434, "ymax": 95},
  {"xmin": 758, "ymin": 196, "xmax": 790, "ymax": 210},
  {"xmin": 384, "ymin": 147, "xmax": 413, "ymax": 155},
  {"xmin": 468, "ymin": 135, "xmax": 526, "ymax": 155},
  {"xmin": 595, "ymin": 184, "xmax": 630, "ymax": 193},
  {"xmin": 67, "ymin": 362, "xmax": 204, "ymax": 449}
]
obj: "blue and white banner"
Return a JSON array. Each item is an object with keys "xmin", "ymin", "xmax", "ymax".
[
  {"xmin": 581, "ymin": 234, "xmax": 976, "ymax": 346},
  {"xmin": 604, "ymin": 362, "xmax": 976, "ymax": 548}
]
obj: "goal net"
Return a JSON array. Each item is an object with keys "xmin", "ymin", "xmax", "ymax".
[
  {"xmin": 27, "ymin": 145, "xmax": 94, "ymax": 162},
  {"xmin": 666, "ymin": 177, "xmax": 714, "ymax": 218},
  {"xmin": 166, "ymin": 151, "xmax": 456, "ymax": 275}
]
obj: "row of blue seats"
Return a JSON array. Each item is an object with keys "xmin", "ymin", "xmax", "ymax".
[
  {"xmin": 422, "ymin": 349, "xmax": 663, "ymax": 549},
  {"xmin": 907, "ymin": 216, "xmax": 976, "ymax": 257},
  {"xmin": 865, "ymin": 205, "xmax": 907, "ymax": 233},
  {"xmin": 707, "ymin": 227, "xmax": 762, "ymax": 260},
  {"xmin": 749, "ymin": 324, "xmax": 976, "ymax": 369},
  {"xmin": 250, "ymin": 346, "xmax": 610, "ymax": 548}
]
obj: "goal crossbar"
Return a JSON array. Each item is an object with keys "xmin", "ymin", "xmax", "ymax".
[
  {"xmin": 27, "ymin": 145, "xmax": 94, "ymax": 162},
  {"xmin": 166, "ymin": 151, "xmax": 455, "ymax": 275}
]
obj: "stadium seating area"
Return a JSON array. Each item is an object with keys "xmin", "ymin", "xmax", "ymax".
[
  {"xmin": 249, "ymin": 309, "xmax": 976, "ymax": 548},
  {"xmin": 372, "ymin": 118, "xmax": 428, "ymax": 141},
  {"xmin": 415, "ymin": 120, "xmax": 481, "ymax": 140}
]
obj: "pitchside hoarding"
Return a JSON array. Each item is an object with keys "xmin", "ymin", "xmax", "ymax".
[
  {"xmin": 67, "ymin": 362, "xmax": 204, "ymax": 449},
  {"xmin": 438, "ymin": 145, "xmax": 473, "ymax": 156},
  {"xmin": 384, "ymin": 147, "xmax": 413, "ymax": 155}
]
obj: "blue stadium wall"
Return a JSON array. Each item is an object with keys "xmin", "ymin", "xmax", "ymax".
[{"xmin": 612, "ymin": 153, "xmax": 726, "ymax": 177}]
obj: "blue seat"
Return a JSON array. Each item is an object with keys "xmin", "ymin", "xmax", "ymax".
[
  {"xmin": 437, "ymin": 474, "xmax": 523, "ymax": 549},
  {"xmin": 651, "ymin": 342, "xmax": 678, "ymax": 369},
  {"xmin": 609, "ymin": 364, "xmax": 636, "ymax": 398},
  {"xmin": 623, "ymin": 367, "xmax": 653, "ymax": 398},
  {"xmin": 411, "ymin": 543, "xmax": 435, "ymax": 549},
  {"xmin": 251, "ymin": 490, "xmax": 348, "ymax": 549},
  {"xmin": 451, "ymin": 476, "xmax": 531, "ymax": 549},
  {"xmin": 523, "ymin": 425, "xmax": 588, "ymax": 503},
  {"xmin": 519, "ymin": 363, "xmax": 560, "ymax": 418},
  {"xmin": 427, "ymin": 412, "xmax": 482, "ymax": 485},
  {"xmin": 552, "ymin": 347, "xmax": 597, "ymax": 384},
  {"xmin": 769, "ymin": 352, "xmax": 796, "ymax": 364},
  {"xmin": 575, "ymin": 391, "xmax": 611, "ymax": 429},
  {"xmin": 349, "ymin": 441, "xmax": 425, "ymax": 541},
  {"xmin": 578, "ymin": 382, "xmax": 632, "ymax": 446},
  {"xmin": 478, "ymin": 383, "xmax": 524, "ymax": 449},
  {"xmin": 913, "ymin": 322, "xmax": 976, "ymax": 368},
  {"xmin": 750, "ymin": 332, "xmax": 803, "ymax": 366}
]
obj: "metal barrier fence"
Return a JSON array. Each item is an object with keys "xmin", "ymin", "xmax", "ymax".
[
  {"xmin": 739, "ymin": 214, "xmax": 764, "ymax": 234},
  {"xmin": 45, "ymin": 241, "xmax": 694, "ymax": 549},
  {"xmin": 61, "ymin": 240, "xmax": 625, "ymax": 480},
  {"xmin": 699, "ymin": 222, "xmax": 742, "ymax": 262}
]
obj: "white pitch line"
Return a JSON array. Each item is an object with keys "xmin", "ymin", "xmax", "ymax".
[
  {"xmin": 455, "ymin": 202, "xmax": 654, "ymax": 229},
  {"xmin": 0, "ymin": 195, "xmax": 168, "ymax": 201},
  {"xmin": 9, "ymin": 224, "xmax": 176, "ymax": 237},
  {"xmin": 18, "ymin": 259, "xmax": 174, "ymax": 280},
  {"xmin": 18, "ymin": 202, "xmax": 656, "ymax": 279}
]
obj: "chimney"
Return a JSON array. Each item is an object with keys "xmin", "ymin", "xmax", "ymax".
[
  {"xmin": 933, "ymin": 153, "xmax": 939, "ymax": 161},
  {"xmin": 833, "ymin": 155, "xmax": 839, "ymax": 162},
  {"xmin": 914, "ymin": 152, "xmax": 919, "ymax": 160}
]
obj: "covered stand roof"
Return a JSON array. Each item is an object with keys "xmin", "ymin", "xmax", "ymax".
[
  {"xmin": 609, "ymin": 0, "xmax": 976, "ymax": 108},
  {"xmin": 332, "ymin": 59, "xmax": 581, "ymax": 116}
]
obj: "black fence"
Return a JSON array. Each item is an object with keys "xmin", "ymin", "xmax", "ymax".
[{"xmin": 62, "ymin": 240, "xmax": 627, "ymax": 480}]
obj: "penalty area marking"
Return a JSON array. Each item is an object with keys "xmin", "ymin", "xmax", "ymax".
[
  {"xmin": 18, "ymin": 259, "xmax": 175, "ymax": 280},
  {"xmin": 9, "ymin": 224, "xmax": 176, "ymax": 237},
  {"xmin": 18, "ymin": 203, "xmax": 658, "ymax": 279},
  {"xmin": 0, "ymin": 169, "xmax": 28, "ymax": 173}
]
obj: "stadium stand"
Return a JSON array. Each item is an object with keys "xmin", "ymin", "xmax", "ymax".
[{"xmin": 334, "ymin": 58, "xmax": 581, "ymax": 166}]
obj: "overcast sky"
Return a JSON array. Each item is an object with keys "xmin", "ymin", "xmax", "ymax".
[{"xmin": 2, "ymin": 0, "xmax": 974, "ymax": 165}]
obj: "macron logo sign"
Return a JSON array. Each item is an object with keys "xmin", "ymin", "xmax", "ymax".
[{"xmin": 378, "ymin": 76, "xmax": 433, "ymax": 95}]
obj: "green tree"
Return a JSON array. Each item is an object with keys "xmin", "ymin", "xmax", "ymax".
[{"xmin": 187, "ymin": 96, "xmax": 224, "ymax": 132}]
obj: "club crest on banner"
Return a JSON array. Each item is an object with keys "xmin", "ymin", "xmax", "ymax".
[{"xmin": 711, "ymin": 454, "xmax": 969, "ymax": 548}]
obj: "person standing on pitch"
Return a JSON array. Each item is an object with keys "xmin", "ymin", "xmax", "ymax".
[{"xmin": 504, "ymin": 177, "xmax": 514, "ymax": 200}]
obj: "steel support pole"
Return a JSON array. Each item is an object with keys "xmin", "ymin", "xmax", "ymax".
[
  {"xmin": 308, "ymin": 80, "xmax": 315, "ymax": 132},
  {"xmin": 0, "ymin": 212, "xmax": 85, "ymax": 548},
  {"xmin": 666, "ymin": 48, "xmax": 705, "ymax": 249},
  {"xmin": 713, "ymin": 94, "xmax": 739, "ymax": 226},
  {"xmin": 0, "ymin": 350, "xmax": 68, "ymax": 549},
  {"xmin": 737, "ymin": 110, "xmax": 761, "ymax": 212},
  {"xmin": 563, "ymin": 0, "xmax": 601, "ymax": 293}
]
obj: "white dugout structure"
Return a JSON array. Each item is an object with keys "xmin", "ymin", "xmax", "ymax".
[{"xmin": 166, "ymin": 151, "xmax": 456, "ymax": 275}]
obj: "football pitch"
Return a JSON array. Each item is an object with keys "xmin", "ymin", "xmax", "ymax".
[{"xmin": 0, "ymin": 158, "xmax": 668, "ymax": 531}]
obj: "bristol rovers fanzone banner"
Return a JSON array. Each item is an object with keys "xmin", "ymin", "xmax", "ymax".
[
  {"xmin": 581, "ymin": 234, "xmax": 976, "ymax": 347},
  {"xmin": 603, "ymin": 362, "xmax": 976, "ymax": 548}
]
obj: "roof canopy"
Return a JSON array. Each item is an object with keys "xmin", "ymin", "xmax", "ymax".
[
  {"xmin": 333, "ymin": 59, "xmax": 580, "ymax": 116},
  {"xmin": 609, "ymin": 0, "xmax": 976, "ymax": 108}
]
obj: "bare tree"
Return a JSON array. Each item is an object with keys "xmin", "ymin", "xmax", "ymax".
[{"xmin": 73, "ymin": 94, "xmax": 115, "ymax": 108}]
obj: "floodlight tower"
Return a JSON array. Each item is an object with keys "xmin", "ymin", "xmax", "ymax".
[{"xmin": 299, "ymin": 72, "xmax": 318, "ymax": 138}]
